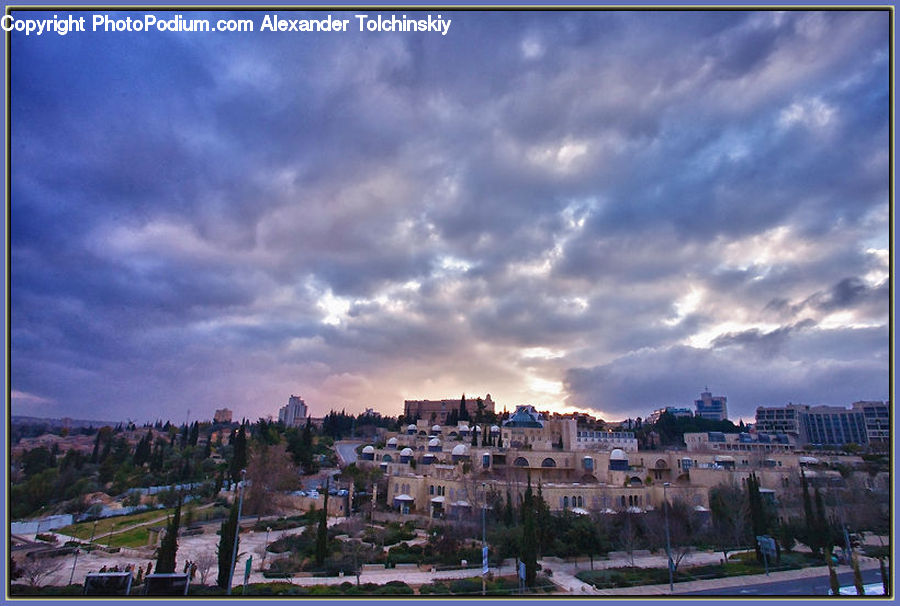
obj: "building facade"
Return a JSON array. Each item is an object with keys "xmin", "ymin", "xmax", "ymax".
[
  {"xmin": 359, "ymin": 417, "xmax": 881, "ymax": 523},
  {"xmin": 278, "ymin": 395, "xmax": 308, "ymax": 428},
  {"xmin": 695, "ymin": 390, "xmax": 728, "ymax": 421},
  {"xmin": 755, "ymin": 402, "xmax": 876, "ymax": 447},
  {"xmin": 213, "ymin": 408, "xmax": 233, "ymax": 424},
  {"xmin": 404, "ymin": 394, "xmax": 495, "ymax": 424},
  {"xmin": 853, "ymin": 401, "xmax": 889, "ymax": 445}
]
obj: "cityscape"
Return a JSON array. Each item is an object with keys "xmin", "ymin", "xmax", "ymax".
[
  {"xmin": 8, "ymin": 390, "xmax": 890, "ymax": 596},
  {"xmin": 8, "ymin": 6, "xmax": 891, "ymax": 600}
]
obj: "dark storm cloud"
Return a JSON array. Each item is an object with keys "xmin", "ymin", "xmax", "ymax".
[{"xmin": 10, "ymin": 10, "xmax": 889, "ymax": 421}]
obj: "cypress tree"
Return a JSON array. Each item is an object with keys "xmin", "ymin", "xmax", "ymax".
[
  {"xmin": 459, "ymin": 395, "xmax": 469, "ymax": 422},
  {"xmin": 230, "ymin": 424, "xmax": 248, "ymax": 483},
  {"xmin": 746, "ymin": 473, "xmax": 765, "ymax": 562},
  {"xmin": 316, "ymin": 481, "xmax": 330, "ymax": 566},
  {"xmin": 813, "ymin": 487, "xmax": 832, "ymax": 559},
  {"xmin": 800, "ymin": 469, "xmax": 818, "ymax": 556},
  {"xmin": 217, "ymin": 500, "xmax": 240, "ymax": 589},
  {"xmin": 520, "ymin": 476, "xmax": 537, "ymax": 587},
  {"xmin": 156, "ymin": 496, "xmax": 182, "ymax": 573}
]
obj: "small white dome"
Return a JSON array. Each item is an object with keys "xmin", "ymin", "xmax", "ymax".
[
  {"xmin": 432, "ymin": 424, "xmax": 442, "ymax": 432},
  {"xmin": 490, "ymin": 425, "xmax": 500, "ymax": 432},
  {"xmin": 400, "ymin": 447, "xmax": 414, "ymax": 456},
  {"xmin": 407, "ymin": 424, "xmax": 417, "ymax": 431},
  {"xmin": 610, "ymin": 448, "xmax": 627, "ymax": 460},
  {"xmin": 451, "ymin": 444, "xmax": 468, "ymax": 456},
  {"xmin": 387, "ymin": 437, "xmax": 398, "ymax": 445},
  {"xmin": 362, "ymin": 445, "xmax": 375, "ymax": 454},
  {"xmin": 428, "ymin": 438, "xmax": 441, "ymax": 447}
]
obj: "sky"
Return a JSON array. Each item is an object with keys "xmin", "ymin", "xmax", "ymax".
[{"xmin": 9, "ymin": 9, "xmax": 891, "ymax": 425}]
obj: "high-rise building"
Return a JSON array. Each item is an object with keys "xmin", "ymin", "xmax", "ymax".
[
  {"xmin": 213, "ymin": 408, "xmax": 232, "ymax": 423},
  {"xmin": 695, "ymin": 389, "xmax": 728, "ymax": 421},
  {"xmin": 278, "ymin": 395, "xmax": 308, "ymax": 428},
  {"xmin": 755, "ymin": 402, "xmax": 874, "ymax": 447},
  {"xmin": 853, "ymin": 401, "xmax": 889, "ymax": 445}
]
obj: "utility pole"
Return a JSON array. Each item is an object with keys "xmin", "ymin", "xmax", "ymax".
[
  {"xmin": 226, "ymin": 469, "xmax": 246, "ymax": 595},
  {"xmin": 663, "ymin": 482, "xmax": 673, "ymax": 593}
]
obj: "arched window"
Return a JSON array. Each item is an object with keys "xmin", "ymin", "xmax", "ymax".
[
  {"xmin": 382, "ymin": 454, "xmax": 393, "ymax": 463},
  {"xmin": 563, "ymin": 496, "xmax": 569, "ymax": 508},
  {"xmin": 541, "ymin": 458, "xmax": 557, "ymax": 468},
  {"xmin": 577, "ymin": 496, "xmax": 583, "ymax": 507},
  {"xmin": 514, "ymin": 457, "xmax": 529, "ymax": 467}
]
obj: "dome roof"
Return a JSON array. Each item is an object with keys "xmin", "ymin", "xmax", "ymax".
[
  {"xmin": 362, "ymin": 445, "xmax": 375, "ymax": 454},
  {"xmin": 387, "ymin": 437, "xmax": 398, "ymax": 445},
  {"xmin": 490, "ymin": 425, "xmax": 500, "ymax": 432},
  {"xmin": 610, "ymin": 448, "xmax": 627, "ymax": 460},
  {"xmin": 400, "ymin": 447, "xmax": 414, "ymax": 456},
  {"xmin": 428, "ymin": 438, "xmax": 441, "ymax": 447},
  {"xmin": 407, "ymin": 424, "xmax": 417, "ymax": 431},
  {"xmin": 451, "ymin": 444, "xmax": 468, "ymax": 456},
  {"xmin": 432, "ymin": 424, "xmax": 442, "ymax": 432}
]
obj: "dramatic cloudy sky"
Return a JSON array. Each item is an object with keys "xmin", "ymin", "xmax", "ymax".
[{"xmin": 10, "ymin": 9, "xmax": 890, "ymax": 424}]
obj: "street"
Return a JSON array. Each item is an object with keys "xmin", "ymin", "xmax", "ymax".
[{"xmin": 684, "ymin": 567, "xmax": 886, "ymax": 596}]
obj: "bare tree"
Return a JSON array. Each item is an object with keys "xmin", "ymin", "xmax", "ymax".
[
  {"xmin": 193, "ymin": 552, "xmax": 217, "ymax": 586},
  {"xmin": 18, "ymin": 556, "xmax": 64, "ymax": 587},
  {"xmin": 616, "ymin": 511, "xmax": 641, "ymax": 566},
  {"xmin": 244, "ymin": 443, "xmax": 299, "ymax": 518},
  {"xmin": 708, "ymin": 481, "xmax": 750, "ymax": 562}
]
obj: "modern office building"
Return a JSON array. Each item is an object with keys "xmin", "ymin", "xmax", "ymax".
[
  {"xmin": 853, "ymin": 401, "xmax": 890, "ymax": 445},
  {"xmin": 755, "ymin": 402, "xmax": 875, "ymax": 447},
  {"xmin": 695, "ymin": 389, "xmax": 728, "ymax": 421},
  {"xmin": 278, "ymin": 395, "xmax": 309, "ymax": 428}
]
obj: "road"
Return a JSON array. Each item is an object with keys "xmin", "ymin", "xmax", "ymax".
[
  {"xmin": 684, "ymin": 568, "xmax": 886, "ymax": 596},
  {"xmin": 334, "ymin": 441, "xmax": 363, "ymax": 466}
]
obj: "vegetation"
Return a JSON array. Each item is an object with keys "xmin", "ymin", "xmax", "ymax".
[{"xmin": 155, "ymin": 496, "xmax": 182, "ymax": 573}]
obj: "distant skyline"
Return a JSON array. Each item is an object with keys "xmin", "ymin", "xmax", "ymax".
[{"xmin": 10, "ymin": 10, "xmax": 890, "ymax": 425}]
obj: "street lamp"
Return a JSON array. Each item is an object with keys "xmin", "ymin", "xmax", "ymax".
[
  {"xmin": 663, "ymin": 482, "xmax": 673, "ymax": 593},
  {"xmin": 481, "ymin": 482, "xmax": 487, "ymax": 596},
  {"xmin": 226, "ymin": 469, "xmax": 246, "ymax": 596},
  {"xmin": 69, "ymin": 548, "xmax": 80, "ymax": 586}
]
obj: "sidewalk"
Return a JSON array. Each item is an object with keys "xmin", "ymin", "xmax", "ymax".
[{"xmin": 553, "ymin": 560, "xmax": 884, "ymax": 596}]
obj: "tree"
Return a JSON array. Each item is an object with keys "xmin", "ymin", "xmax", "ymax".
[
  {"xmin": 156, "ymin": 496, "xmax": 182, "ymax": 573},
  {"xmin": 459, "ymin": 395, "xmax": 469, "ymax": 422},
  {"xmin": 519, "ymin": 477, "xmax": 537, "ymax": 587},
  {"xmin": 17, "ymin": 556, "xmax": 63, "ymax": 588},
  {"xmin": 217, "ymin": 500, "xmax": 240, "ymax": 589},
  {"xmin": 316, "ymin": 480, "xmax": 330, "ymax": 566},
  {"xmin": 194, "ymin": 552, "xmax": 217, "ymax": 586},
  {"xmin": 230, "ymin": 423, "xmax": 248, "ymax": 483},
  {"xmin": 569, "ymin": 515, "xmax": 607, "ymax": 569},
  {"xmin": 244, "ymin": 443, "xmax": 299, "ymax": 518},
  {"xmin": 746, "ymin": 473, "xmax": 769, "ymax": 562},
  {"xmin": 709, "ymin": 481, "xmax": 750, "ymax": 562}
]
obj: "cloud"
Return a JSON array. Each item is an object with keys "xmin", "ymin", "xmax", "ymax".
[{"xmin": 9, "ymin": 10, "xmax": 889, "ymax": 423}]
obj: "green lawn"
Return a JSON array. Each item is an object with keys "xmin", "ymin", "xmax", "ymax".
[{"xmin": 58, "ymin": 508, "xmax": 174, "ymax": 540}]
